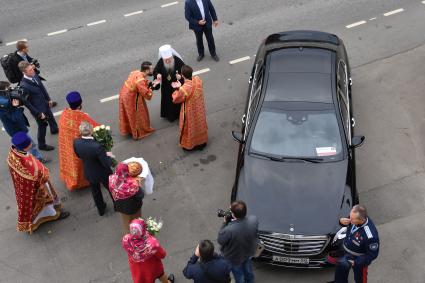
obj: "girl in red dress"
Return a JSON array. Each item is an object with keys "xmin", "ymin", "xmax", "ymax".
[{"xmin": 122, "ymin": 218, "xmax": 175, "ymax": 283}]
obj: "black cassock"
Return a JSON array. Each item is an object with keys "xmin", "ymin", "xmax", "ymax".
[{"xmin": 153, "ymin": 56, "xmax": 185, "ymax": 122}]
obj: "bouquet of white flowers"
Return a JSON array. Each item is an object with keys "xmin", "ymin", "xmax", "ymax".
[
  {"xmin": 92, "ymin": 125, "xmax": 117, "ymax": 167},
  {"xmin": 145, "ymin": 217, "xmax": 163, "ymax": 237}
]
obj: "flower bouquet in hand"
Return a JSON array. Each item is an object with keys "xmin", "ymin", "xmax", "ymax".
[
  {"xmin": 145, "ymin": 217, "xmax": 163, "ymax": 237},
  {"xmin": 92, "ymin": 125, "xmax": 117, "ymax": 167}
]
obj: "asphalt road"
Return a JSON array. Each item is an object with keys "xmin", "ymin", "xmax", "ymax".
[{"xmin": 1, "ymin": 0, "xmax": 425, "ymax": 282}]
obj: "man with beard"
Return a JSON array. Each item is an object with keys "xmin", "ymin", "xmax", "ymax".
[
  {"xmin": 153, "ymin": 45, "xmax": 185, "ymax": 122},
  {"xmin": 119, "ymin": 61, "xmax": 159, "ymax": 139}
]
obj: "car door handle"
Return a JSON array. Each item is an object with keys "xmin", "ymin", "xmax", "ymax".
[
  {"xmin": 242, "ymin": 114, "xmax": 246, "ymax": 124},
  {"xmin": 351, "ymin": 117, "xmax": 356, "ymax": 127}
]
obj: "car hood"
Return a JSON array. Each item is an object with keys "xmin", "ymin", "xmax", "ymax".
[{"xmin": 236, "ymin": 155, "xmax": 348, "ymax": 235}]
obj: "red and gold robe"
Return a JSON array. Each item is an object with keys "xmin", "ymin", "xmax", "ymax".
[
  {"xmin": 119, "ymin": 71, "xmax": 155, "ymax": 140},
  {"xmin": 7, "ymin": 147, "xmax": 61, "ymax": 233},
  {"xmin": 172, "ymin": 76, "xmax": 208, "ymax": 150},
  {"xmin": 58, "ymin": 108, "xmax": 99, "ymax": 190}
]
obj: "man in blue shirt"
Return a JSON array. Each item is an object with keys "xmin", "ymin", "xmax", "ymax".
[
  {"xmin": 185, "ymin": 0, "xmax": 219, "ymax": 62},
  {"xmin": 331, "ymin": 204, "xmax": 380, "ymax": 283}
]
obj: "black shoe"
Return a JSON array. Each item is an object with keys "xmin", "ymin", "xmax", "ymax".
[
  {"xmin": 39, "ymin": 144, "xmax": 55, "ymax": 151},
  {"xmin": 51, "ymin": 101, "xmax": 57, "ymax": 108},
  {"xmin": 98, "ymin": 204, "xmax": 107, "ymax": 216},
  {"xmin": 197, "ymin": 55, "xmax": 204, "ymax": 62},
  {"xmin": 39, "ymin": 158, "xmax": 51, "ymax": 164},
  {"xmin": 168, "ymin": 274, "xmax": 175, "ymax": 283},
  {"xmin": 196, "ymin": 143, "xmax": 207, "ymax": 151},
  {"xmin": 50, "ymin": 129, "xmax": 59, "ymax": 135},
  {"xmin": 212, "ymin": 54, "xmax": 220, "ymax": 62},
  {"xmin": 58, "ymin": 210, "xmax": 70, "ymax": 220}
]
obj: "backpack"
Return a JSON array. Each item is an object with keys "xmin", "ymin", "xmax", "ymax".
[{"xmin": 1, "ymin": 53, "xmax": 20, "ymax": 83}]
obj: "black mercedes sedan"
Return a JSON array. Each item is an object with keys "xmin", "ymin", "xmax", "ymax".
[{"xmin": 231, "ymin": 30, "xmax": 365, "ymax": 268}]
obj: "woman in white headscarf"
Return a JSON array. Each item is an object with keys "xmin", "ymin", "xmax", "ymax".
[{"xmin": 153, "ymin": 45, "xmax": 185, "ymax": 122}]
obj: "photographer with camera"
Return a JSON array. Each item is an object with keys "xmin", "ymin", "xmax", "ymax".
[
  {"xmin": 183, "ymin": 239, "xmax": 232, "ymax": 283},
  {"xmin": 1, "ymin": 40, "xmax": 49, "ymax": 85},
  {"xmin": 217, "ymin": 201, "xmax": 259, "ymax": 283},
  {"xmin": 0, "ymin": 81, "xmax": 46, "ymax": 163}
]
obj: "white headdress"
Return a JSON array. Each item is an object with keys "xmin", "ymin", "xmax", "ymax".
[{"xmin": 158, "ymin": 44, "xmax": 182, "ymax": 60}]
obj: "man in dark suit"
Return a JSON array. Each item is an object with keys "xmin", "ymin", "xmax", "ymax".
[
  {"xmin": 73, "ymin": 121, "xmax": 113, "ymax": 216},
  {"xmin": 185, "ymin": 0, "xmax": 219, "ymax": 62},
  {"xmin": 18, "ymin": 61, "xmax": 58, "ymax": 151}
]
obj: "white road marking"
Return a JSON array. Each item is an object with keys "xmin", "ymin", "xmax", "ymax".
[
  {"xmin": 161, "ymin": 1, "xmax": 178, "ymax": 8},
  {"xmin": 193, "ymin": 68, "xmax": 210, "ymax": 76},
  {"xmin": 124, "ymin": 10, "xmax": 144, "ymax": 17},
  {"xmin": 383, "ymin": 8, "xmax": 404, "ymax": 16},
  {"xmin": 5, "ymin": 39, "xmax": 27, "ymax": 46},
  {"xmin": 369, "ymin": 17, "xmax": 377, "ymax": 21},
  {"xmin": 346, "ymin": 20, "xmax": 367, "ymax": 29},
  {"xmin": 47, "ymin": 29, "xmax": 68, "ymax": 36},
  {"xmin": 229, "ymin": 56, "xmax": 250, "ymax": 65},
  {"xmin": 53, "ymin": 110, "xmax": 63, "ymax": 117},
  {"xmin": 422, "ymin": 1, "xmax": 425, "ymax": 4},
  {"xmin": 87, "ymin": 20, "xmax": 106, "ymax": 26},
  {"xmin": 100, "ymin": 94, "xmax": 119, "ymax": 103}
]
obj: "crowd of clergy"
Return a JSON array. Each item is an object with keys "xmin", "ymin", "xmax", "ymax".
[{"xmin": 6, "ymin": 44, "xmax": 208, "ymax": 283}]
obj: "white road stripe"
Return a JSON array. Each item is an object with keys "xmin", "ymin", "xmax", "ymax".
[
  {"xmin": 47, "ymin": 29, "xmax": 68, "ymax": 36},
  {"xmin": 100, "ymin": 94, "xmax": 119, "ymax": 103},
  {"xmin": 422, "ymin": 1, "xmax": 425, "ymax": 4},
  {"xmin": 369, "ymin": 17, "xmax": 377, "ymax": 21},
  {"xmin": 229, "ymin": 56, "xmax": 250, "ymax": 65},
  {"xmin": 193, "ymin": 68, "xmax": 210, "ymax": 76},
  {"xmin": 53, "ymin": 110, "xmax": 63, "ymax": 117},
  {"xmin": 345, "ymin": 20, "xmax": 367, "ymax": 29},
  {"xmin": 87, "ymin": 20, "xmax": 106, "ymax": 26},
  {"xmin": 161, "ymin": 1, "xmax": 178, "ymax": 8},
  {"xmin": 124, "ymin": 10, "xmax": 144, "ymax": 17},
  {"xmin": 383, "ymin": 8, "xmax": 404, "ymax": 16},
  {"xmin": 5, "ymin": 39, "xmax": 27, "ymax": 46}
]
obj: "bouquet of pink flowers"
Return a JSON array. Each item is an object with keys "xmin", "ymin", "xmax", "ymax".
[{"xmin": 92, "ymin": 125, "xmax": 117, "ymax": 167}]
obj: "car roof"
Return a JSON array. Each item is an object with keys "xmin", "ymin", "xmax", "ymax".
[{"xmin": 264, "ymin": 47, "xmax": 335, "ymax": 104}]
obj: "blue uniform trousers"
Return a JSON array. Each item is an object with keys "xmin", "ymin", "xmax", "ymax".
[{"xmin": 335, "ymin": 255, "xmax": 368, "ymax": 283}]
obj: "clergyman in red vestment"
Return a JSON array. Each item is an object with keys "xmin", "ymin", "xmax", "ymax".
[
  {"xmin": 172, "ymin": 65, "xmax": 208, "ymax": 151},
  {"xmin": 119, "ymin": 61, "xmax": 159, "ymax": 140},
  {"xmin": 7, "ymin": 132, "xmax": 70, "ymax": 233},
  {"xmin": 58, "ymin": 91, "xmax": 99, "ymax": 190}
]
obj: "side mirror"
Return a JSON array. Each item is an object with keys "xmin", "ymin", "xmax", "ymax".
[
  {"xmin": 232, "ymin": 131, "xmax": 244, "ymax": 143},
  {"xmin": 351, "ymin": 135, "xmax": 365, "ymax": 148}
]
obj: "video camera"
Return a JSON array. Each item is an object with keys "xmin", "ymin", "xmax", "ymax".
[{"xmin": 0, "ymin": 86, "xmax": 26, "ymax": 108}]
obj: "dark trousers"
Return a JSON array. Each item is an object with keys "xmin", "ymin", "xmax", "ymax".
[
  {"xmin": 194, "ymin": 26, "xmax": 216, "ymax": 56},
  {"xmin": 35, "ymin": 108, "xmax": 58, "ymax": 146},
  {"xmin": 90, "ymin": 179, "xmax": 112, "ymax": 213},
  {"xmin": 335, "ymin": 255, "xmax": 368, "ymax": 283}
]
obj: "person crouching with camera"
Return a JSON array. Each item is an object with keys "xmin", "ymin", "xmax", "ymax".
[
  {"xmin": 217, "ymin": 201, "xmax": 259, "ymax": 283},
  {"xmin": 0, "ymin": 81, "xmax": 47, "ymax": 163}
]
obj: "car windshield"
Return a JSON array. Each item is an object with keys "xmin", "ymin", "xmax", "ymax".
[{"xmin": 250, "ymin": 108, "xmax": 343, "ymax": 160}]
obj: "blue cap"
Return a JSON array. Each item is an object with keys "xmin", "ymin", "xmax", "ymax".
[
  {"xmin": 66, "ymin": 91, "xmax": 82, "ymax": 110},
  {"xmin": 11, "ymin": 131, "xmax": 32, "ymax": 151}
]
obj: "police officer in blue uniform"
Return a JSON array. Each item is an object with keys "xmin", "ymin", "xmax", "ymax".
[{"xmin": 333, "ymin": 204, "xmax": 379, "ymax": 283}]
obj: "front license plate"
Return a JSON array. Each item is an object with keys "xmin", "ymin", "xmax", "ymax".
[{"xmin": 272, "ymin": 255, "xmax": 309, "ymax": 265}]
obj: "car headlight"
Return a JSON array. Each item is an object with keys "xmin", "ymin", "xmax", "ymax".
[{"xmin": 332, "ymin": 227, "xmax": 347, "ymax": 244}]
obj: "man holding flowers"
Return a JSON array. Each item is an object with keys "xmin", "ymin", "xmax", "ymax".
[{"xmin": 73, "ymin": 121, "xmax": 114, "ymax": 216}]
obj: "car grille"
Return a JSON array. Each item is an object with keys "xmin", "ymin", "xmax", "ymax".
[{"xmin": 259, "ymin": 233, "xmax": 329, "ymax": 256}]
